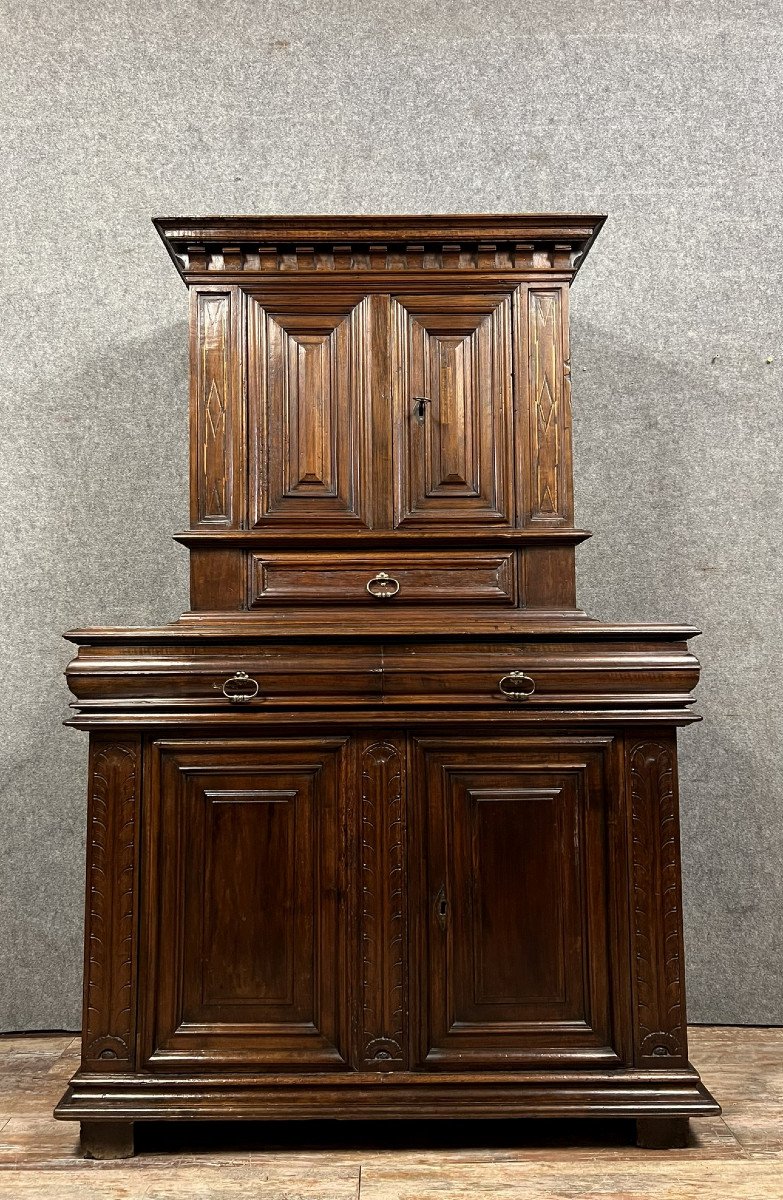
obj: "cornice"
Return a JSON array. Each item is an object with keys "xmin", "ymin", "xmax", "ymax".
[{"xmin": 153, "ymin": 213, "xmax": 606, "ymax": 284}]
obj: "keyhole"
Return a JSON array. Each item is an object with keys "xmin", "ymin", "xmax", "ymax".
[
  {"xmin": 439, "ymin": 897, "xmax": 447, "ymax": 918},
  {"xmin": 413, "ymin": 396, "xmax": 431, "ymax": 422}
]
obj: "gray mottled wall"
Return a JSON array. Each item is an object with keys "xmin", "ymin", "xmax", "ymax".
[{"xmin": 1, "ymin": 0, "xmax": 781, "ymax": 1030}]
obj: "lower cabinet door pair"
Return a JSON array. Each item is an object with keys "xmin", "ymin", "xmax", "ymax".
[{"xmin": 139, "ymin": 733, "xmax": 631, "ymax": 1075}]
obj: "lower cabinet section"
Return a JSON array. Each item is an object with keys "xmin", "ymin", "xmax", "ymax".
[{"xmin": 57, "ymin": 725, "xmax": 719, "ymax": 1146}]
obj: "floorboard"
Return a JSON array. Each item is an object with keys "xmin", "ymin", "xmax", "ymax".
[{"xmin": 0, "ymin": 1027, "xmax": 780, "ymax": 1198}]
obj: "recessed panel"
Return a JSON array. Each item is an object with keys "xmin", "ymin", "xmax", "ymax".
[
  {"xmin": 201, "ymin": 788, "xmax": 297, "ymax": 1007},
  {"xmin": 470, "ymin": 787, "xmax": 566, "ymax": 1006}
]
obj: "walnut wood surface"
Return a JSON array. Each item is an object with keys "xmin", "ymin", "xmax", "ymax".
[{"xmin": 57, "ymin": 213, "xmax": 716, "ymax": 1152}]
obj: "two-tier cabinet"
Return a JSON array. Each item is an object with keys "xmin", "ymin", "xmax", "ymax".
[{"xmin": 55, "ymin": 215, "xmax": 718, "ymax": 1157}]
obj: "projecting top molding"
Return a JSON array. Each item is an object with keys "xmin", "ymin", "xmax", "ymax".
[{"xmin": 153, "ymin": 213, "xmax": 606, "ymax": 283}]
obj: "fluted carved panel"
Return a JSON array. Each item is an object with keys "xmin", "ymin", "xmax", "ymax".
[
  {"xmin": 360, "ymin": 740, "xmax": 406, "ymax": 1069},
  {"xmin": 83, "ymin": 739, "xmax": 139, "ymax": 1069},
  {"xmin": 629, "ymin": 740, "xmax": 687, "ymax": 1064}
]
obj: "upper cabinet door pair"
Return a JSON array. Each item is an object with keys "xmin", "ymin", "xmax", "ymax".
[{"xmin": 247, "ymin": 289, "xmax": 517, "ymax": 530}]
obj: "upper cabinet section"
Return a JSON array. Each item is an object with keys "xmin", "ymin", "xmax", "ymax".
[{"xmin": 156, "ymin": 215, "xmax": 604, "ymax": 535}]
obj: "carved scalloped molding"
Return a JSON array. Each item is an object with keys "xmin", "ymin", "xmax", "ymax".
[{"xmin": 630, "ymin": 740, "xmax": 686, "ymax": 1063}]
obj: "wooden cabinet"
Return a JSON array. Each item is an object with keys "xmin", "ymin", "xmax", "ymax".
[{"xmin": 56, "ymin": 215, "xmax": 718, "ymax": 1158}]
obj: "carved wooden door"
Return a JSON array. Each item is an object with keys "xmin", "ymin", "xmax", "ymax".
[
  {"xmin": 409, "ymin": 736, "xmax": 629, "ymax": 1069},
  {"xmin": 248, "ymin": 291, "xmax": 375, "ymax": 528},
  {"xmin": 391, "ymin": 293, "xmax": 514, "ymax": 528},
  {"xmin": 140, "ymin": 737, "xmax": 350, "ymax": 1071}
]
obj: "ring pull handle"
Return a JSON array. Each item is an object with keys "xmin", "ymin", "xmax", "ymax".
[
  {"xmin": 221, "ymin": 670, "xmax": 260, "ymax": 704},
  {"xmin": 366, "ymin": 571, "xmax": 401, "ymax": 600},
  {"xmin": 498, "ymin": 671, "xmax": 535, "ymax": 700}
]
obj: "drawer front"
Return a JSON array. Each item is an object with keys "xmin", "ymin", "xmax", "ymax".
[
  {"xmin": 380, "ymin": 644, "xmax": 700, "ymax": 708},
  {"xmin": 68, "ymin": 647, "xmax": 382, "ymax": 708},
  {"xmin": 249, "ymin": 552, "xmax": 516, "ymax": 606}
]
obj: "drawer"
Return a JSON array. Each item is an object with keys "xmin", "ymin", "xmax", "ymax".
[
  {"xmin": 249, "ymin": 552, "xmax": 516, "ymax": 606},
  {"xmin": 380, "ymin": 643, "xmax": 700, "ymax": 707},
  {"xmin": 66, "ymin": 645, "xmax": 382, "ymax": 708}
]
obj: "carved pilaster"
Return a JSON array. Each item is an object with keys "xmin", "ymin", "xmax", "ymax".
[
  {"xmin": 82, "ymin": 737, "xmax": 140, "ymax": 1070},
  {"xmin": 527, "ymin": 288, "xmax": 572, "ymax": 523},
  {"xmin": 359, "ymin": 740, "xmax": 407, "ymax": 1070},
  {"xmin": 629, "ymin": 738, "xmax": 688, "ymax": 1065},
  {"xmin": 192, "ymin": 290, "xmax": 241, "ymax": 527}
]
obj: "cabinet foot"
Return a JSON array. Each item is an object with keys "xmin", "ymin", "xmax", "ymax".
[
  {"xmin": 636, "ymin": 1117, "xmax": 690, "ymax": 1149},
  {"xmin": 80, "ymin": 1120, "xmax": 135, "ymax": 1159}
]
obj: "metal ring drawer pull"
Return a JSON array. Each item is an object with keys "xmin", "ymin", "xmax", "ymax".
[
  {"xmin": 498, "ymin": 671, "xmax": 536, "ymax": 700},
  {"xmin": 366, "ymin": 571, "xmax": 400, "ymax": 599},
  {"xmin": 221, "ymin": 670, "xmax": 260, "ymax": 703}
]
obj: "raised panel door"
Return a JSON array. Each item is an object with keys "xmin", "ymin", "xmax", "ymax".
[
  {"xmin": 140, "ymin": 738, "xmax": 350, "ymax": 1070},
  {"xmin": 391, "ymin": 293, "xmax": 514, "ymax": 528},
  {"xmin": 248, "ymin": 294, "xmax": 374, "ymax": 528},
  {"xmin": 409, "ymin": 736, "xmax": 629, "ymax": 1069}
]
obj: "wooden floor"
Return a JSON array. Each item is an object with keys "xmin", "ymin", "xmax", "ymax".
[{"xmin": 0, "ymin": 1027, "xmax": 781, "ymax": 1197}]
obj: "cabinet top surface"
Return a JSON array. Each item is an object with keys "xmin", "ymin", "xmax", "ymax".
[
  {"xmin": 154, "ymin": 212, "xmax": 606, "ymax": 240},
  {"xmin": 154, "ymin": 212, "xmax": 606, "ymax": 283}
]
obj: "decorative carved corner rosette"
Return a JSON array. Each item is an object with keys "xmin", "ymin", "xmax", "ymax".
[
  {"xmin": 629, "ymin": 740, "xmax": 687, "ymax": 1064},
  {"xmin": 83, "ymin": 740, "xmax": 139, "ymax": 1069},
  {"xmin": 359, "ymin": 741, "xmax": 406, "ymax": 1070}
]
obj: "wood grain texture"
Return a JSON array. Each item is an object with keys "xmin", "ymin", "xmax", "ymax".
[
  {"xmin": 517, "ymin": 286, "xmax": 574, "ymax": 526},
  {"xmin": 190, "ymin": 290, "xmax": 242, "ymax": 528}
]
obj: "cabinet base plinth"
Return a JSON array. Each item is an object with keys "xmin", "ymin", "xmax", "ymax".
[
  {"xmin": 57, "ymin": 1072, "xmax": 719, "ymax": 1132},
  {"xmin": 80, "ymin": 1120, "xmax": 135, "ymax": 1159}
]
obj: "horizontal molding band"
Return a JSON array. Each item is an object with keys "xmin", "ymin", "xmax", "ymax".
[{"xmin": 174, "ymin": 529, "xmax": 593, "ymax": 547}]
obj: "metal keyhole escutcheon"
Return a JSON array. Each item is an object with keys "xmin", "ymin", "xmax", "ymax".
[{"xmin": 413, "ymin": 396, "xmax": 431, "ymax": 421}]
